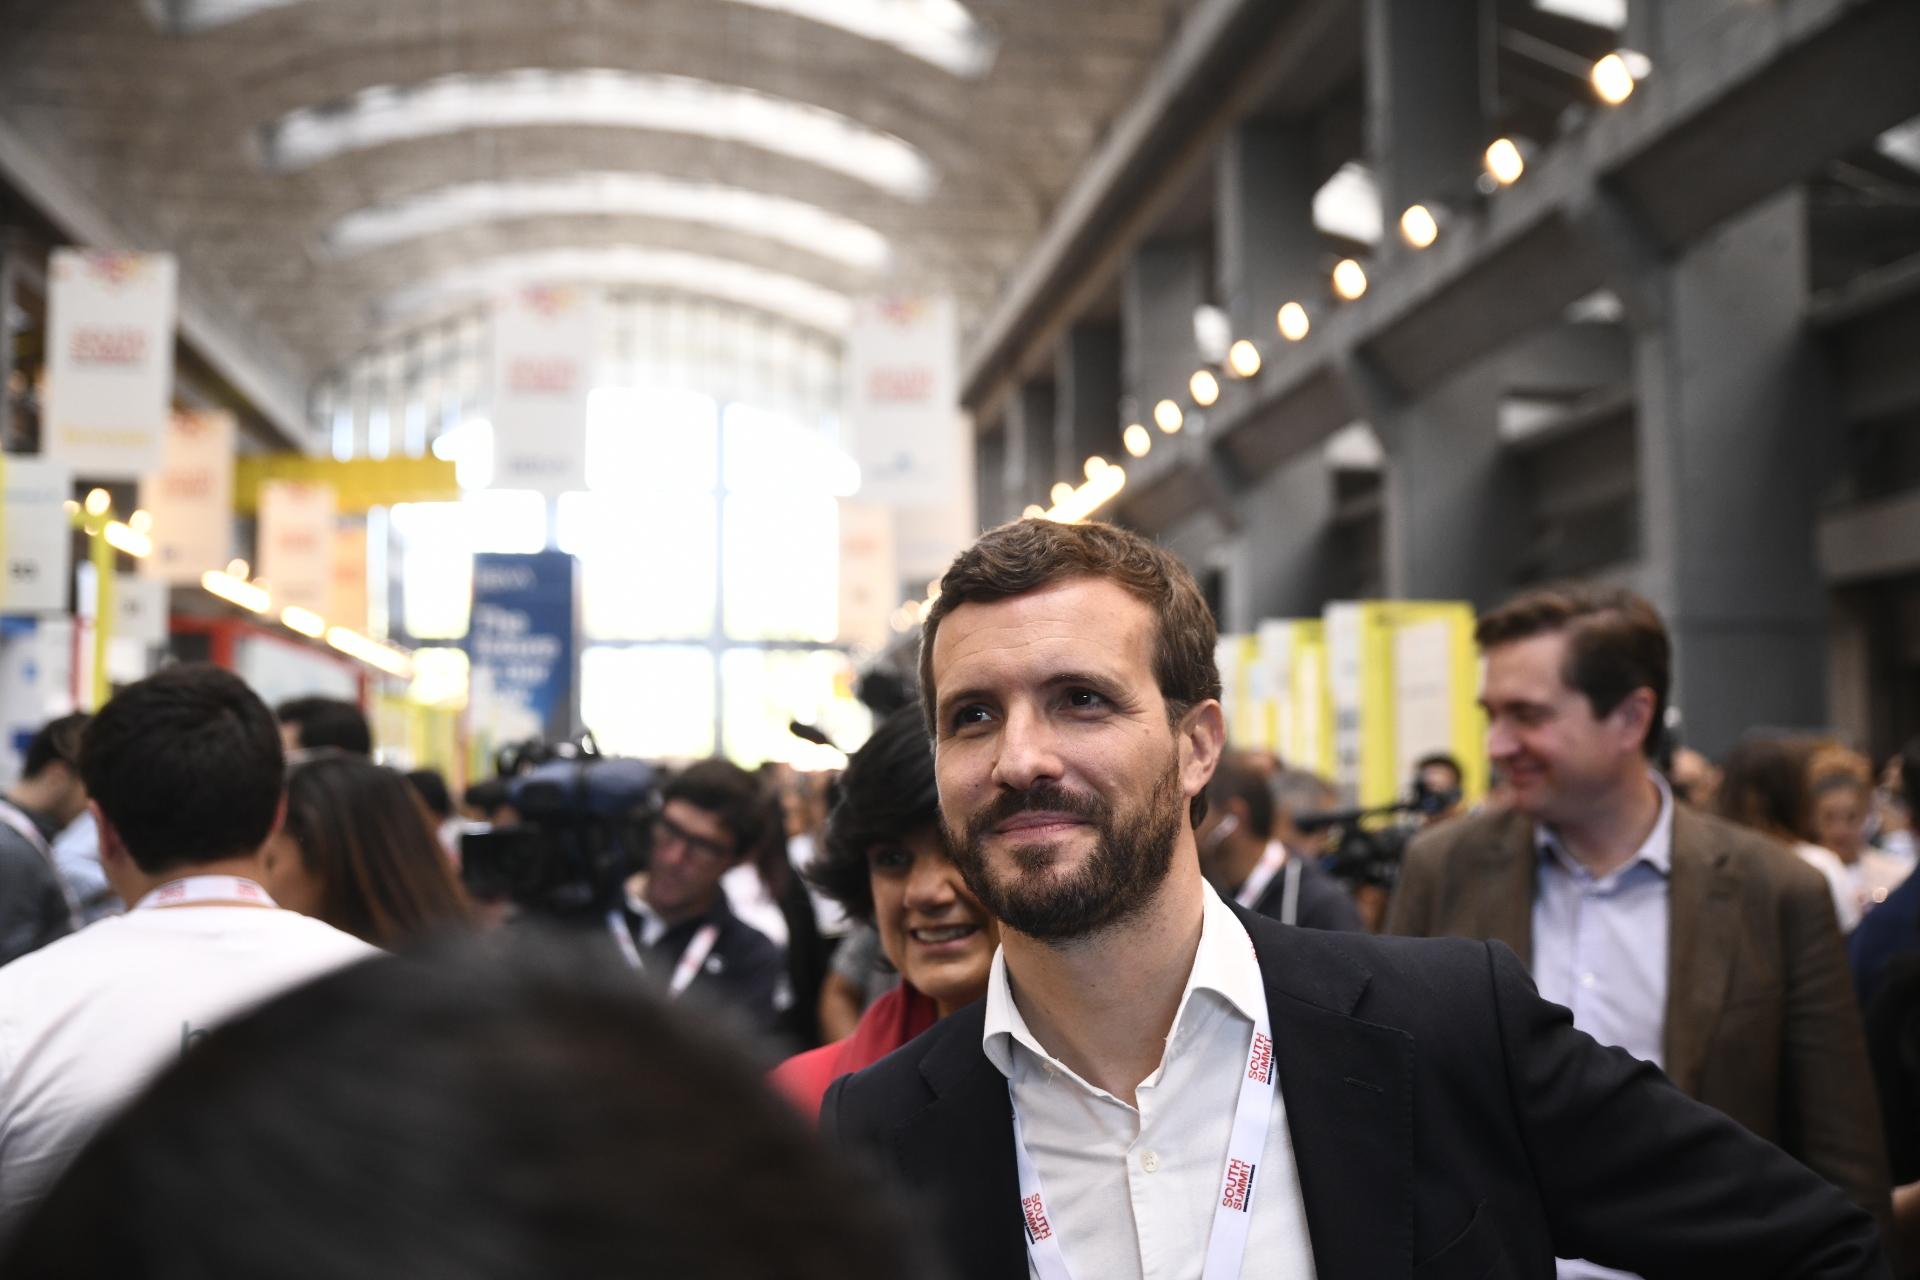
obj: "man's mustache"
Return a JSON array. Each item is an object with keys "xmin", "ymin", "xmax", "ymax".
[{"xmin": 964, "ymin": 784, "xmax": 1110, "ymax": 843}]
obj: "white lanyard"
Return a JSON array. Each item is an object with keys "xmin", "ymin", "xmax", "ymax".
[
  {"xmin": 1234, "ymin": 842, "xmax": 1287, "ymax": 911},
  {"xmin": 606, "ymin": 908, "xmax": 722, "ymax": 999},
  {"xmin": 133, "ymin": 876, "xmax": 276, "ymax": 911},
  {"xmin": 1010, "ymin": 923, "xmax": 1278, "ymax": 1280}
]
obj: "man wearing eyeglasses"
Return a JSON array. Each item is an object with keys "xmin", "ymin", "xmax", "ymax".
[
  {"xmin": 613, "ymin": 759, "xmax": 785, "ymax": 1031},
  {"xmin": 0, "ymin": 715, "xmax": 90, "ymax": 967}
]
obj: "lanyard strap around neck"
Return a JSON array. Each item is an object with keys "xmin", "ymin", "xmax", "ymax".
[
  {"xmin": 1234, "ymin": 842, "xmax": 1288, "ymax": 911},
  {"xmin": 607, "ymin": 908, "xmax": 721, "ymax": 1000},
  {"xmin": 1009, "ymin": 919, "xmax": 1277, "ymax": 1280},
  {"xmin": 134, "ymin": 876, "xmax": 276, "ymax": 911}
]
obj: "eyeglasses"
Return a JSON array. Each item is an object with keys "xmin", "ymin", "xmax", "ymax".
[{"xmin": 650, "ymin": 814, "xmax": 735, "ymax": 862}]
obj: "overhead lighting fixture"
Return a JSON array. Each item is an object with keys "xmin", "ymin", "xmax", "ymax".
[
  {"xmin": 128, "ymin": 509, "xmax": 154, "ymax": 534},
  {"xmin": 1313, "ymin": 162, "xmax": 1384, "ymax": 247},
  {"xmin": 378, "ymin": 248, "xmax": 855, "ymax": 335},
  {"xmin": 1399, "ymin": 204, "xmax": 1440, "ymax": 249},
  {"xmin": 1591, "ymin": 51, "xmax": 1649, "ymax": 105},
  {"xmin": 1022, "ymin": 504, "xmax": 1046, "ymax": 519},
  {"xmin": 83, "ymin": 488, "xmax": 111, "ymax": 517},
  {"xmin": 1189, "ymin": 370, "xmax": 1221, "ymax": 408},
  {"xmin": 326, "ymin": 626, "xmax": 415, "ymax": 679},
  {"xmin": 1042, "ymin": 465, "xmax": 1127, "ymax": 525},
  {"xmin": 281, "ymin": 606, "xmax": 328, "ymax": 638},
  {"xmin": 202, "ymin": 569, "xmax": 272, "ymax": 614},
  {"xmin": 1484, "ymin": 138, "xmax": 1526, "ymax": 186},
  {"xmin": 1153, "ymin": 399, "xmax": 1184, "ymax": 434},
  {"xmin": 226, "ymin": 559, "xmax": 251, "ymax": 580},
  {"xmin": 1227, "ymin": 340, "xmax": 1261, "ymax": 378},
  {"xmin": 1050, "ymin": 482, "xmax": 1075, "ymax": 506},
  {"xmin": 1332, "ymin": 258, "xmax": 1368, "ymax": 301},
  {"xmin": 327, "ymin": 174, "xmax": 892, "ymax": 270},
  {"xmin": 1122, "ymin": 424, "xmax": 1152, "ymax": 458},
  {"xmin": 260, "ymin": 69, "xmax": 937, "ymax": 200},
  {"xmin": 723, "ymin": 0, "xmax": 994, "ymax": 77},
  {"xmin": 1083, "ymin": 456, "xmax": 1109, "ymax": 481},
  {"xmin": 1192, "ymin": 305, "xmax": 1233, "ymax": 363},
  {"xmin": 1276, "ymin": 303, "xmax": 1310, "ymax": 342},
  {"xmin": 1532, "ymin": 0, "xmax": 1626, "ymax": 29},
  {"xmin": 102, "ymin": 521, "xmax": 153, "ymax": 559}
]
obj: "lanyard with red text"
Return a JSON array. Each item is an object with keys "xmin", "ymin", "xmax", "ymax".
[
  {"xmin": 668, "ymin": 924, "xmax": 722, "ymax": 996},
  {"xmin": 133, "ymin": 876, "xmax": 277, "ymax": 911},
  {"xmin": 1010, "ymin": 924, "xmax": 1277, "ymax": 1280}
]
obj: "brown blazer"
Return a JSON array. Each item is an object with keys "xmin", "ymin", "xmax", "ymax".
[{"xmin": 1388, "ymin": 802, "xmax": 1892, "ymax": 1225}]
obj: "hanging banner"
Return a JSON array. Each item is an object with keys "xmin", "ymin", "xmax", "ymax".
[
  {"xmin": 1258, "ymin": 619, "xmax": 1333, "ymax": 780},
  {"xmin": 114, "ymin": 575, "xmax": 170, "ymax": 648},
  {"xmin": 467, "ymin": 551, "xmax": 578, "ymax": 746},
  {"xmin": 0, "ymin": 617, "xmax": 76, "ymax": 784},
  {"xmin": 844, "ymin": 296, "xmax": 965, "ymax": 509},
  {"xmin": 490, "ymin": 287, "xmax": 593, "ymax": 495},
  {"xmin": 330, "ymin": 523, "xmax": 370, "ymax": 634},
  {"xmin": 1, "ymin": 458, "xmax": 74, "ymax": 614},
  {"xmin": 257, "ymin": 480, "xmax": 336, "ymax": 615},
  {"xmin": 43, "ymin": 249, "xmax": 177, "ymax": 479},
  {"xmin": 836, "ymin": 501, "xmax": 897, "ymax": 652},
  {"xmin": 139, "ymin": 408, "xmax": 235, "ymax": 584}
]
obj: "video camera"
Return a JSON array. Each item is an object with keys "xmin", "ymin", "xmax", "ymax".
[
  {"xmin": 1295, "ymin": 779, "xmax": 1461, "ymax": 892},
  {"xmin": 459, "ymin": 736, "xmax": 659, "ymax": 922}
]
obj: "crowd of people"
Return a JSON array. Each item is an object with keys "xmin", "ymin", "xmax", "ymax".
[{"xmin": 0, "ymin": 516, "xmax": 1917, "ymax": 1277}]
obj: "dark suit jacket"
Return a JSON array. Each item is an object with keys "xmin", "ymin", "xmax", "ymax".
[
  {"xmin": 822, "ymin": 906, "xmax": 1886, "ymax": 1279},
  {"xmin": 1388, "ymin": 804, "xmax": 1891, "ymax": 1226}
]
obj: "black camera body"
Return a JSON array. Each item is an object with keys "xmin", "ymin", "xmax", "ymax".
[{"xmin": 460, "ymin": 753, "xmax": 660, "ymax": 921}]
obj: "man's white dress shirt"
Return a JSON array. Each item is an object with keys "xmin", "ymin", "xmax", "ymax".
[{"xmin": 983, "ymin": 882, "xmax": 1316, "ymax": 1280}]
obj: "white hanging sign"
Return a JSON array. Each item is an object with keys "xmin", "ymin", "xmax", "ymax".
[
  {"xmin": 256, "ymin": 480, "xmax": 336, "ymax": 615},
  {"xmin": 43, "ymin": 249, "xmax": 177, "ymax": 479},
  {"xmin": 138, "ymin": 408, "xmax": 235, "ymax": 584},
  {"xmin": 1, "ymin": 457, "xmax": 75, "ymax": 614},
  {"xmin": 115, "ymin": 575, "xmax": 171, "ymax": 648},
  {"xmin": 490, "ymin": 286, "xmax": 594, "ymax": 496},
  {"xmin": 844, "ymin": 296, "xmax": 965, "ymax": 508}
]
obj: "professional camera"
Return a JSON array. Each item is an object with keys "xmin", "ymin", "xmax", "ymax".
[
  {"xmin": 460, "ymin": 740, "xmax": 659, "ymax": 922},
  {"xmin": 1297, "ymin": 781, "xmax": 1460, "ymax": 893}
]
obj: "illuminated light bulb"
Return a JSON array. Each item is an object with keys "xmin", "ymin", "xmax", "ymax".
[
  {"xmin": 62, "ymin": 499, "xmax": 79, "ymax": 516},
  {"xmin": 281, "ymin": 606, "xmax": 327, "ymax": 638},
  {"xmin": 128, "ymin": 508, "xmax": 153, "ymax": 534},
  {"xmin": 1332, "ymin": 258, "xmax": 1368, "ymax": 301},
  {"xmin": 1277, "ymin": 302, "xmax": 1310, "ymax": 342},
  {"xmin": 1022, "ymin": 504, "xmax": 1046, "ymax": 519},
  {"xmin": 1592, "ymin": 52, "xmax": 1636, "ymax": 105},
  {"xmin": 1153, "ymin": 399, "xmax": 1184, "ymax": 434},
  {"xmin": 1050, "ymin": 482, "xmax": 1075, "ymax": 506},
  {"xmin": 1189, "ymin": 370, "xmax": 1220, "ymax": 408},
  {"xmin": 1123, "ymin": 424, "xmax": 1152, "ymax": 458},
  {"xmin": 1083, "ymin": 456, "xmax": 1108, "ymax": 481},
  {"xmin": 228, "ymin": 559, "xmax": 251, "ymax": 580},
  {"xmin": 1400, "ymin": 204, "xmax": 1439, "ymax": 249},
  {"xmin": 84, "ymin": 488, "xmax": 110, "ymax": 517},
  {"xmin": 1484, "ymin": 137, "xmax": 1525, "ymax": 186},
  {"xmin": 1227, "ymin": 340, "xmax": 1261, "ymax": 378}
]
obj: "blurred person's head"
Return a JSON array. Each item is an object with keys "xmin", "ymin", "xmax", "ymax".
[
  {"xmin": 919, "ymin": 519, "xmax": 1225, "ymax": 944},
  {"xmin": 405, "ymin": 768, "xmax": 454, "ymax": 822},
  {"xmin": 1197, "ymin": 754, "xmax": 1275, "ymax": 892},
  {"xmin": 1812, "ymin": 771, "xmax": 1871, "ymax": 864},
  {"xmin": 79, "ymin": 665, "xmax": 285, "ymax": 900},
  {"xmin": 1716, "ymin": 735, "xmax": 1815, "ymax": 845},
  {"xmin": 1413, "ymin": 752, "xmax": 1464, "ymax": 823},
  {"xmin": 263, "ymin": 753, "xmax": 472, "ymax": 947},
  {"xmin": 275, "ymin": 696, "xmax": 372, "ymax": 757},
  {"xmin": 2, "ymin": 936, "xmax": 923, "ymax": 1280},
  {"xmin": 10, "ymin": 712, "xmax": 92, "ymax": 826},
  {"xmin": 1475, "ymin": 587, "xmax": 1669, "ymax": 828},
  {"xmin": 810, "ymin": 706, "xmax": 996, "ymax": 1016},
  {"xmin": 646, "ymin": 759, "xmax": 768, "ymax": 926},
  {"xmin": 1272, "ymin": 769, "xmax": 1339, "ymax": 855},
  {"xmin": 1669, "ymin": 746, "xmax": 1722, "ymax": 810}
]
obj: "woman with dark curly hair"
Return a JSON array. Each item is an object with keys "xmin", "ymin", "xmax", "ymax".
[
  {"xmin": 772, "ymin": 705, "xmax": 997, "ymax": 1117},
  {"xmin": 263, "ymin": 751, "xmax": 473, "ymax": 949}
]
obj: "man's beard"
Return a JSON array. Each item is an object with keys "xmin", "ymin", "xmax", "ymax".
[{"xmin": 945, "ymin": 755, "xmax": 1185, "ymax": 944}]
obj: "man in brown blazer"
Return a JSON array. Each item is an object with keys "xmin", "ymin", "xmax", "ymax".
[{"xmin": 1388, "ymin": 586, "xmax": 1890, "ymax": 1275}]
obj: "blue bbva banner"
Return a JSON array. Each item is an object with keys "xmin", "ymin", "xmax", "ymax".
[{"xmin": 467, "ymin": 551, "xmax": 578, "ymax": 744}]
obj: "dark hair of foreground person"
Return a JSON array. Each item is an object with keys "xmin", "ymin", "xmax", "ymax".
[{"xmin": 4, "ymin": 934, "xmax": 929, "ymax": 1280}]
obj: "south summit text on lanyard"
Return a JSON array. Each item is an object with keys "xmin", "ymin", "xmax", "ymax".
[
  {"xmin": 132, "ymin": 876, "xmax": 277, "ymax": 910},
  {"xmin": 605, "ymin": 908, "xmax": 722, "ymax": 999},
  {"xmin": 1010, "ymin": 915, "xmax": 1278, "ymax": 1280}
]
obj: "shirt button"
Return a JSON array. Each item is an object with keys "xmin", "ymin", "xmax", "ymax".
[
  {"xmin": 1141, "ymin": 1151, "xmax": 1160, "ymax": 1173},
  {"xmin": 1580, "ymin": 972, "xmax": 1597, "ymax": 988}
]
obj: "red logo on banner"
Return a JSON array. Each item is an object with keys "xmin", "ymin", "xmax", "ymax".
[
  {"xmin": 520, "ymin": 285, "xmax": 575, "ymax": 317},
  {"xmin": 70, "ymin": 327, "xmax": 148, "ymax": 366},
  {"xmin": 1247, "ymin": 1031, "xmax": 1274, "ymax": 1085},
  {"xmin": 865, "ymin": 367, "xmax": 933, "ymax": 403},
  {"xmin": 1222, "ymin": 1158, "xmax": 1257, "ymax": 1213},
  {"xmin": 508, "ymin": 357, "xmax": 579, "ymax": 395},
  {"xmin": 82, "ymin": 251, "xmax": 146, "ymax": 287},
  {"xmin": 1021, "ymin": 1193, "xmax": 1052, "ymax": 1242}
]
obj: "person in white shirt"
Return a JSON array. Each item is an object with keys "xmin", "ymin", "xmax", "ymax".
[{"xmin": 0, "ymin": 664, "xmax": 376, "ymax": 1239}]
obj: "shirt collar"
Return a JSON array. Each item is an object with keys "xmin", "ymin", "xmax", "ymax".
[
  {"xmin": 983, "ymin": 880, "xmax": 1263, "ymax": 1080},
  {"xmin": 1534, "ymin": 768, "xmax": 1676, "ymax": 878}
]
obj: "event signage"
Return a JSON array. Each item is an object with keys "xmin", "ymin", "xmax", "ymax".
[
  {"xmin": 836, "ymin": 500, "xmax": 896, "ymax": 651},
  {"xmin": 139, "ymin": 409, "xmax": 235, "ymax": 585},
  {"xmin": 256, "ymin": 480, "xmax": 336, "ymax": 615},
  {"xmin": 467, "ymin": 551, "xmax": 577, "ymax": 743},
  {"xmin": 490, "ymin": 287, "xmax": 593, "ymax": 495},
  {"xmin": 43, "ymin": 249, "xmax": 177, "ymax": 479},
  {"xmin": 0, "ymin": 458, "xmax": 74, "ymax": 614},
  {"xmin": 844, "ymin": 296, "xmax": 965, "ymax": 509}
]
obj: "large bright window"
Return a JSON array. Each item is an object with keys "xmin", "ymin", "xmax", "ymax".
[{"xmin": 582, "ymin": 646, "xmax": 716, "ymax": 761}]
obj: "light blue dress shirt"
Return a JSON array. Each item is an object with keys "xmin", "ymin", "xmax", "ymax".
[{"xmin": 1532, "ymin": 771, "xmax": 1674, "ymax": 1280}]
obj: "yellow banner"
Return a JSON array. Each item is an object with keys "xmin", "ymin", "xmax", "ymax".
[{"xmin": 234, "ymin": 455, "xmax": 457, "ymax": 515}]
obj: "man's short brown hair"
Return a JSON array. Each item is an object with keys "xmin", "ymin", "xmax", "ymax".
[
  {"xmin": 918, "ymin": 519, "xmax": 1221, "ymax": 820},
  {"xmin": 1475, "ymin": 586, "xmax": 1670, "ymax": 755}
]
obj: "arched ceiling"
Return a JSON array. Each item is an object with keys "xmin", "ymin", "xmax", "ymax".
[{"xmin": 0, "ymin": 0, "xmax": 1197, "ymax": 377}]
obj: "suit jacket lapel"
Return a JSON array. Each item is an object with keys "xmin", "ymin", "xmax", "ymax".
[
  {"xmin": 1242, "ymin": 904, "xmax": 1415, "ymax": 1280},
  {"xmin": 1663, "ymin": 807, "xmax": 1741, "ymax": 1094},
  {"xmin": 891, "ymin": 1006, "xmax": 1027, "ymax": 1280}
]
